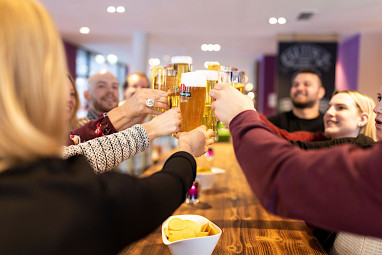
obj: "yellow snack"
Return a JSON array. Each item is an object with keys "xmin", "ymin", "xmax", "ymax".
[
  {"xmin": 165, "ymin": 218, "xmax": 219, "ymax": 242},
  {"xmin": 197, "ymin": 166, "xmax": 213, "ymax": 174}
]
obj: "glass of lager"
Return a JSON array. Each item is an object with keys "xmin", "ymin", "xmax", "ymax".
[
  {"xmin": 218, "ymin": 70, "xmax": 246, "ymax": 93},
  {"xmin": 196, "ymin": 70, "xmax": 219, "ymax": 141},
  {"xmin": 171, "ymin": 56, "xmax": 192, "ymax": 107},
  {"xmin": 151, "ymin": 66, "xmax": 178, "ymax": 111},
  {"xmin": 180, "ymin": 72, "xmax": 206, "ymax": 132}
]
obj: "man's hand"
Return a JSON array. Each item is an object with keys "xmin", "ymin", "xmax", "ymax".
[{"xmin": 210, "ymin": 83, "xmax": 255, "ymax": 126}]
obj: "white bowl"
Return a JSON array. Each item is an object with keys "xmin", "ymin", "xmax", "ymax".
[
  {"xmin": 196, "ymin": 167, "xmax": 225, "ymax": 190},
  {"xmin": 162, "ymin": 215, "xmax": 222, "ymax": 255}
]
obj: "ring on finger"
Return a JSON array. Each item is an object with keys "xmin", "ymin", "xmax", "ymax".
[{"xmin": 146, "ymin": 98, "xmax": 155, "ymax": 107}]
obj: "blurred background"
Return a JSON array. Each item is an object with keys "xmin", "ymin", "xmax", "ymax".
[{"xmin": 40, "ymin": 0, "xmax": 382, "ymax": 116}]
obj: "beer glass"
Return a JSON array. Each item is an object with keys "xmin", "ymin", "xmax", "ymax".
[
  {"xmin": 151, "ymin": 66, "xmax": 178, "ymax": 111},
  {"xmin": 218, "ymin": 70, "xmax": 246, "ymax": 93},
  {"xmin": 180, "ymin": 72, "xmax": 206, "ymax": 132},
  {"xmin": 196, "ymin": 70, "xmax": 219, "ymax": 141},
  {"xmin": 171, "ymin": 56, "xmax": 192, "ymax": 107}
]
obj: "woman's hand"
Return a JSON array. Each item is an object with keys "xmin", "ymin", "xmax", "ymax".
[
  {"xmin": 178, "ymin": 126, "xmax": 215, "ymax": 157},
  {"xmin": 142, "ymin": 108, "xmax": 181, "ymax": 140}
]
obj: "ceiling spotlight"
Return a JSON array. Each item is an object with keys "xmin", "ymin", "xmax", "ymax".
[
  {"xmin": 95, "ymin": 54, "xmax": 105, "ymax": 64},
  {"xmin": 107, "ymin": 6, "xmax": 116, "ymax": 13},
  {"xmin": 213, "ymin": 44, "xmax": 221, "ymax": 51},
  {"xmin": 247, "ymin": 92, "xmax": 255, "ymax": 100},
  {"xmin": 107, "ymin": 54, "xmax": 118, "ymax": 65},
  {"xmin": 79, "ymin": 27, "xmax": 90, "ymax": 34},
  {"xmin": 207, "ymin": 44, "xmax": 214, "ymax": 51},
  {"xmin": 163, "ymin": 55, "xmax": 171, "ymax": 62},
  {"xmin": 201, "ymin": 44, "xmax": 208, "ymax": 51},
  {"xmin": 245, "ymin": 83, "xmax": 254, "ymax": 92},
  {"xmin": 269, "ymin": 17, "xmax": 277, "ymax": 25},
  {"xmin": 116, "ymin": 6, "xmax": 125, "ymax": 13},
  {"xmin": 148, "ymin": 58, "xmax": 160, "ymax": 66},
  {"xmin": 278, "ymin": 17, "xmax": 287, "ymax": 24}
]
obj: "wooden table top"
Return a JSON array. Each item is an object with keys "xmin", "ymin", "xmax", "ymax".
[{"xmin": 120, "ymin": 142, "xmax": 327, "ymax": 255}]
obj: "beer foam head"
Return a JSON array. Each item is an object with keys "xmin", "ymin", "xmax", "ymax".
[
  {"xmin": 171, "ymin": 56, "xmax": 193, "ymax": 64},
  {"xmin": 181, "ymin": 72, "xmax": 206, "ymax": 87},
  {"xmin": 196, "ymin": 70, "xmax": 218, "ymax": 81}
]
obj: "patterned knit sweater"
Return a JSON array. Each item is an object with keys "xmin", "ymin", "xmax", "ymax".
[{"xmin": 62, "ymin": 125, "xmax": 149, "ymax": 174}]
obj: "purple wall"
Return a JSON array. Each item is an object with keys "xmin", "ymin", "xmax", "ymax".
[
  {"xmin": 335, "ymin": 34, "xmax": 360, "ymax": 90},
  {"xmin": 64, "ymin": 40, "xmax": 78, "ymax": 80},
  {"xmin": 258, "ymin": 55, "xmax": 277, "ymax": 115}
]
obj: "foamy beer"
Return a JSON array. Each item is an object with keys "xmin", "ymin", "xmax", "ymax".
[
  {"xmin": 171, "ymin": 56, "xmax": 192, "ymax": 107},
  {"xmin": 218, "ymin": 70, "xmax": 246, "ymax": 93},
  {"xmin": 196, "ymin": 70, "xmax": 219, "ymax": 141},
  {"xmin": 151, "ymin": 67, "xmax": 178, "ymax": 111},
  {"xmin": 180, "ymin": 72, "xmax": 206, "ymax": 132}
]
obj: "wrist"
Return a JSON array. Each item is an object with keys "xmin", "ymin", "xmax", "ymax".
[
  {"xmin": 178, "ymin": 142, "xmax": 193, "ymax": 155},
  {"xmin": 141, "ymin": 122, "xmax": 158, "ymax": 141}
]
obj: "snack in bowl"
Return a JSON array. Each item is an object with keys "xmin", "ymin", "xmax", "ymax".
[
  {"xmin": 196, "ymin": 167, "xmax": 225, "ymax": 190},
  {"xmin": 164, "ymin": 218, "xmax": 219, "ymax": 242},
  {"xmin": 162, "ymin": 215, "xmax": 222, "ymax": 255}
]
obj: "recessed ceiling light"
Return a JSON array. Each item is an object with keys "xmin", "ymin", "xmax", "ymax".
[
  {"xmin": 245, "ymin": 83, "xmax": 254, "ymax": 92},
  {"xmin": 116, "ymin": 6, "xmax": 125, "ymax": 13},
  {"xmin": 213, "ymin": 44, "xmax": 221, "ymax": 51},
  {"xmin": 269, "ymin": 17, "xmax": 277, "ymax": 24},
  {"xmin": 278, "ymin": 17, "xmax": 286, "ymax": 24},
  {"xmin": 107, "ymin": 54, "xmax": 118, "ymax": 65},
  {"xmin": 201, "ymin": 44, "xmax": 208, "ymax": 51},
  {"xmin": 95, "ymin": 54, "xmax": 105, "ymax": 64},
  {"xmin": 107, "ymin": 6, "xmax": 116, "ymax": 13},
  {"xmin": 247, "ymin": 92, "xmax": 255, "ymax": 99},
  {"xmin": 79, "ymin": 27, "xmax": 90, "ymax": 34}
]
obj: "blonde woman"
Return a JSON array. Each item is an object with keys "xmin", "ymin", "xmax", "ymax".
[{"xmin": 0, "ymin": 0, "xmax": 212, "ymax": 254}]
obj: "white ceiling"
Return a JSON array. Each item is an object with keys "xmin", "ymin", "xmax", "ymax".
[{"xmin": 39, "ymin": 0, "xmax": 382, "ymax": 74}]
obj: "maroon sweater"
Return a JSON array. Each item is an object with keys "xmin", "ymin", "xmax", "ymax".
[{"xmin": 230, "ymin": 110, "xmax": 382, "ymax": 238}]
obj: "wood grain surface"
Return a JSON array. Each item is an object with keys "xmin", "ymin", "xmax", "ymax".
[{"xmin": 120, "ymin": 143, "xmax": 327, "ymax": 255}]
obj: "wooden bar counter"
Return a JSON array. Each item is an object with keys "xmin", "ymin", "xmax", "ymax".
[{"xmin": 121, "ymin": 142, "xmax": 327, "ymax": 255}]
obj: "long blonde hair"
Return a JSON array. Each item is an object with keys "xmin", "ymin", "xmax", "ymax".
[
  {"xmin": 0, "ymin": 0, "xmax": 68, "ymax": 169},
  {"xmin": 333, "ymin": 90, "xmax": 377, "ymax": 141}
]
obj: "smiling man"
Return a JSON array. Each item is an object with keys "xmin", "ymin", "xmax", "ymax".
[
  {"xmin": 268, "ymin": 69, "xmax": 326, "ymax": 132},
  {"xmin": 84, "ymin": 70, "xmax": 120, "ymax": 120}
]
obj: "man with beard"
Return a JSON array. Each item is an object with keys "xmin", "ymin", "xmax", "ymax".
[
  {"xmin": 268, "ymin": 69, "xmax": 326, "ymax": 132},
  {"xmin": 83, "ymin": 70, "xmax": 120, "ymax": 120}
]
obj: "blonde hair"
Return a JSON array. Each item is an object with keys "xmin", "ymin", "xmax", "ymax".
[
  {"xmin": 68, "ymin": 74, "xmax": 81, "ymax": 129},
  {"xmin": 333, "ymin": 90, "xmax": 377, "ymax": 141},
  {"xmin": 0, "ymin": 0, "xmax": 68, "ymax": 169}
]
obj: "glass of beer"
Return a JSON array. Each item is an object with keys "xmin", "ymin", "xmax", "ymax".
[
  {"xmin": 171, "ymin": 56, "xmax": 192, "ymax": 107},
  {"xmin": 196, "ymin": 70, "xmax": 219, "ymax": 141},
  {"xmin": 151, "ymin": 66, "xmax": 178, "ymax": 111},
  {"xmin": 218, "ymin": 70, "xmax": 246, "ymax": 93},
  {"xmin": 180, "ymin": 72, "xmax": 206, "ymax": 132}
]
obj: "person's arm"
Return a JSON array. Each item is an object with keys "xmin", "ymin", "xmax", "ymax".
[
  {"xmin": 259, "ymin": 113, "xmax": 327, "ymax": 142},
  {"xmin": 94, "ymin": 125, "xmax": 212, "ymax": 244},
  {"xmin": 67, "ymin": 88, "xmax": 169, "ymax": 145},
  {"xmin": 63, "ymin": 108, "xmax": 182, "ymax": 173},
  {"xmin": 63, "ymin": 125, "xmax": 149, "ymax": 173},
  {"xmin": 96, "ymin": 151, "xmax": 195, "ymax": 245},
  {"xmin": 230, "ymin": 110, "xmax": 382, "ymax": 238}
]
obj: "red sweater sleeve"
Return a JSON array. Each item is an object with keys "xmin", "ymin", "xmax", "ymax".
[
  {"xmin": 230, "ymin": 110, "xmax": 382, "ymax": 238},
  {"xmin": 259, "ymin": 113, "xmax": 327, "ymax": 142},
  {"xmin": 67, "ymin": 114, "xmax": 118, "ymax": 145}
]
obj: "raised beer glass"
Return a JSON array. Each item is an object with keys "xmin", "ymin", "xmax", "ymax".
[
  {"xmin": 196, "ymin": 70, "xmax": 219, "ymax": 141},
  {"xmin": 171, "ymin": 56, "xmax": 192, "ymax": 107},
  {"xmin": 218, "ymin": 70, "xmax": 246, "ymax": 93},
  {"xmin": 180, "ymin": 72, "xmax": 206, "ymax": 132},
  {"xmin": 151, "ymin": 66, "xmax": 178, "ymax": 111}
]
